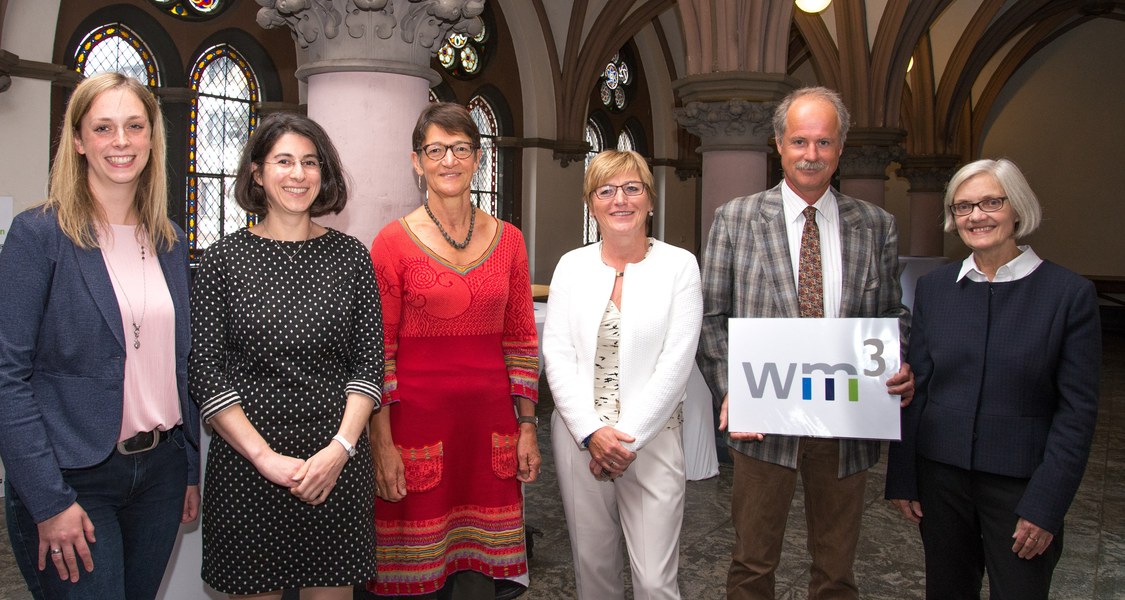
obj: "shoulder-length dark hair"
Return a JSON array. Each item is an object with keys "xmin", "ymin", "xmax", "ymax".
[{"xmin": 233, "ymin": 112, "xmax": 348, "ymax": 217}]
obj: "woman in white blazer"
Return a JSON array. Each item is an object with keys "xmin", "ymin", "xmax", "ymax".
[{"xmin": 543, "ymin": 150, "xmax": 703, "ymax": 599}]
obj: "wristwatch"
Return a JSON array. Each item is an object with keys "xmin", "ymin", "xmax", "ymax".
[
  {"xmin": 517, "ymin": 415, "xmax": 538, "ymax": 428},
  {"xmin": 332, "ymin": 434, "xmax": 357, "ymax": 458}
]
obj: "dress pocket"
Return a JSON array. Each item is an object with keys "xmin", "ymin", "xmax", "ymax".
[
  {"xmin": 491, "ymin": 432, "xmax": 518, "ymax": 480},
  {"xmin": 399, "ymin": 441, "xmax": 443, "ymax": 493}
]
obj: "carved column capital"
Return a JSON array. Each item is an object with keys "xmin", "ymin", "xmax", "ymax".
[
  {"xmin": 896, "ymin": 154, "xmax": 962, "ymax": 193},
  {"xmin": 255, "ymin": 0, "xmax": 483, "ymax": 83},
  {"xmin": 552, "ymin": 139, "xmax": 590, "ymax": 168},
  {"xmin": 674, "ymin": 163, "xmax": 702, "ymax": 181},
  {"xmin": 839, "ymin": 127, "xmax": 906, "ymax": 180},
  {"xmin": 673, "ymin": 100, "xmax": 776, "ymax": 151}
]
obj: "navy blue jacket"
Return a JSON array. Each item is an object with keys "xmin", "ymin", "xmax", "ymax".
[
  {"xmin": 885, "ymin": 260, "xmax": 1100, "ymax": 534},
  {"xmin": 0, "ymin": 207, "xmax": 200, "ymax": 523}
]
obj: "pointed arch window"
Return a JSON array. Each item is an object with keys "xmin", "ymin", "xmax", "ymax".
[
  {"xmin": 616, "ymin": 130, "xmax": 636, "ymax": 153},
  {"xmin": 468, "ymin": 95, "xmax": 500, "ymax": 217},
  {"xmin": 187, "ymin": 45, "xmax": 259, "ymax": 259},
  {"xmin": 582, "ymin": 119, "xmax": 607, "ymax": 244},
  {"xmin": 73, "ymin": 23, "xmax": 158, "ymax": 86}
]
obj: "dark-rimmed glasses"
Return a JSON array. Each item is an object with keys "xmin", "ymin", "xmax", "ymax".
[
  {"xmin": 416, "ymin": 142, "xmax": 477, "ymax": 161},
  {"xmin": 592, "ymin": 181, "xmax": 646, "ymax": 200},
  {"xmin": 949, "ymin": 196, "xmax": 1007, "ymax": 217}
]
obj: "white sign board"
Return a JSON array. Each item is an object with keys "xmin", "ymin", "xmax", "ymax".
[
  {"xmin": 727, "ymin": 318, "xmax": 901, "ymax": 440},
  {"xmin": 0, "ymin": 197, "xmax": 13, "ymax": 496}
]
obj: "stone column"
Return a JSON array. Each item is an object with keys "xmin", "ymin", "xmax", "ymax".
[
  {"xmin": 897, "ymin": 154, "xmax": 960, "ymax": 256},
  {"xmin": 256, "ymin": 0, "xmax": 483, "ymax": 245},
  {"xmin": 837, "ymin": 127, "xmax": 906, "ymax": 208},
  {"xmin": 672, "ymin": 72, "xmax": 798, "ymax": 246}
]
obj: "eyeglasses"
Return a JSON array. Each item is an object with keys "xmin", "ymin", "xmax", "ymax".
[
  {"xmin": 949, "ymin": 196, "xmax": 1007, "ymax": 216},
  {"xmin": 592, "ymin": 181, "xmax": 646, "ymax": 200},
  {"xmin": 417, "ymin": 142, "xmax": 477, "ymax": 161},
  {"xmin": 263, "ymin": 157, "xmax": 321, "ymax": 172}
]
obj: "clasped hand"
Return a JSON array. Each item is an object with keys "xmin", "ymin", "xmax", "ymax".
[
  {"xmin": 587, "ymin": 426, "xmax": 637, "ymax": 481},
  {"xmin": 255, "ymin": 445, "xmax": 347, "ymax": 505}
]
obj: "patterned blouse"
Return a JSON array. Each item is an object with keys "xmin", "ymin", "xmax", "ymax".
[{"xmin": 593, "ymin": 300, "xmax": 682, "ymax": 430}]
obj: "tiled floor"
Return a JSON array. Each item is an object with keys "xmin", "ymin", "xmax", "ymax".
[{"xmin": 2, "ymin": 329, "xmax": 1122, "ymax": 599}]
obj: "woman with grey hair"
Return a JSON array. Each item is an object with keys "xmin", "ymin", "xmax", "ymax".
[{"xmin": 885, "ymin": 158, "xmax": 1100, "ymax": 599}]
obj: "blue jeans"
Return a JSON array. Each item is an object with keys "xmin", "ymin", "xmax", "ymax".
[{"xmin": 6, "ymin": 427, "xmax": 189, "ymax": 600}]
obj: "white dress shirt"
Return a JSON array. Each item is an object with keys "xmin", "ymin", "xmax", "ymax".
[
  {"xmin": 957, "ymin": 245, "xmax": 1043, "ymax": 283},
  {"xmin": 781, "ymin": 181, "xmax": 843, "ymax": 317}
]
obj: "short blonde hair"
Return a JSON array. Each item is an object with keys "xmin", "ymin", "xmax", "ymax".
[
  {"xmin": 47, "ymin": 72, "xmax": 175, "ymax": 251},
  {"xmin": 582, "ymin": 150, "xmax": 654, "ymax": 208},
  {"xmin": 943, "ymin": 158, "xmax": 1041, "ymax": 237}
]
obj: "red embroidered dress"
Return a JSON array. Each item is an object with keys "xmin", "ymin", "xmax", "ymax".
[{"xmin": 369, "ymin": 219, "xmax": 539, "ymax": 596}]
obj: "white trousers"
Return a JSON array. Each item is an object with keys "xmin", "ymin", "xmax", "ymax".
[{"xmin": 551, "ymin": 410, "xmax": 686, "ymax": 600}]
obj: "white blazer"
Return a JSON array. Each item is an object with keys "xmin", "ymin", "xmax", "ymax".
[{"xmin": 543, "ymin": 240, "xmax": 703, "ymax": 452}]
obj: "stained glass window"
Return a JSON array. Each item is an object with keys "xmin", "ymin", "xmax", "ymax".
[
  {"xmin": 582, "ymin": 120, "xmax": 606, "ymax": 244},
  {"xmin": 187, "ymin": 45, "xmax": 259, "ymax": 260},
  {"xmin": 73, "ymin": 24, "xmax": 158, "ymax": 86},
  {"xmin": 437, "ymin": 17, "xmax": 490, "ymax": 78},
  {"xmin": 468, "ymin": 95, "xmax": 500, "ymax": 217},
  {"xmin": 617, "ymin": 130, "xmax": 636, "ymax": 153},
  {"xmin": 148, "ymin": 0, "xmax": 228, "ymax": 20},
  {"xmin": 599, "ymin": 50, "xmax": 634, "ymax": 112}
]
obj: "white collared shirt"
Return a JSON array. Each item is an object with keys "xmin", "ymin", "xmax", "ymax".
[
  {"xmin": 957, "ymin": 245, "xmax": 1043, "ymax": 283},
  {"xmin": 781, "ymin": 181, "xmax": 842, "ymax": 317}
]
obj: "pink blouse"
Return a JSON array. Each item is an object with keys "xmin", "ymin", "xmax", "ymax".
[{"xmin": 100, "ymin": 224, "xmax": 180, "ymax": 441}]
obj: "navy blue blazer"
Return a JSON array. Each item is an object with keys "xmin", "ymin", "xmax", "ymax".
[
  {"xmin": 0, "ymin": 207, "xmax": 200, "ymax": 523},
  {"xmin": 885, "ymin": 260, "xmax": 1100, "ymax": 534}
]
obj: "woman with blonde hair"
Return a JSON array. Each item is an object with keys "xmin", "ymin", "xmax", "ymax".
[
  {"xmin": 544, "ymin": 150, "xmax": 702, "ymax": 599},
  {"xmin": 0, "ymin": 72, "xmax": 200, "ymax": 599}
]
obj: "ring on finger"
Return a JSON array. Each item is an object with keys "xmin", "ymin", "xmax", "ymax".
[{"xmin": 50, "ymin": 548, "xmax": 62, "ymax": 555}]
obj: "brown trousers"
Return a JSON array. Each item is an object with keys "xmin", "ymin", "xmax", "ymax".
[{"xmin": 727, "ymin": 438, "xmax": 867, "ymax": 600}]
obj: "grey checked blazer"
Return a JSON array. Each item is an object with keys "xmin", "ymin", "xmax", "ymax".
[{"xmin": 696, "ymin": 183, "xmax": 910, "ymax": 477}]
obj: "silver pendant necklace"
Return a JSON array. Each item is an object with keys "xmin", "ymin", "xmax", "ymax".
[
  {"xmin": 104, "ymin": 241, "xmax": 147, "ymax": 350},
  {"xmin": 600, "ymin": 238, "xmax": 654, "ymax": 278},
  {"xmin": 265, "ymin": 220, "xmax": 310, "ymax": 263}
]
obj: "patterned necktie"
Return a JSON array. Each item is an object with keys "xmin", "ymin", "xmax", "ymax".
[{"xmin": 798, "ymin": 206, "xmax": 824, "ymax": 318}]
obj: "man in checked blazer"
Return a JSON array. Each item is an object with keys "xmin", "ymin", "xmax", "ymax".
[{"xmin": 696, "ymin": 87, "xmax": 915, "ymax": 600}]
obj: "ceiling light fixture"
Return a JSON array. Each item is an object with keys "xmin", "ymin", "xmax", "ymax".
[{"xmin": 795, "ymin": 0, "xmax": 831, "ymax": 13}]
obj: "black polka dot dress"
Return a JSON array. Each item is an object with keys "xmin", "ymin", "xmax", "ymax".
[{"xmin": 189, "ymin": 228, "xmax": 383, "ymax": 595}]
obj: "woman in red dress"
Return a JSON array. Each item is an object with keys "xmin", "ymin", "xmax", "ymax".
[{"xmin": 368, "ymin": 102, "xmax": 541, "ymax": 599}]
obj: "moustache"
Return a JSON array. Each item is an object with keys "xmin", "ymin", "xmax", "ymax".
[{"xmin": 795, "ymin": 160, "xmax": 827, "ymax": 171}]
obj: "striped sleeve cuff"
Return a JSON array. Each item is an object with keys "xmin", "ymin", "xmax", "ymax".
[
  {"xmin": 346, "ymin": 379, "xmax": 383, "ymax": 409},
  {"xmin": 200, "ymin": 389, "xmax": 242, "ymax": 423}
]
